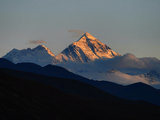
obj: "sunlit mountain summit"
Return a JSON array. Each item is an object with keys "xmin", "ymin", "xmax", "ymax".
[{"xmin": 56, "ymin": 32, "xmax": 120, "ymax": 62}]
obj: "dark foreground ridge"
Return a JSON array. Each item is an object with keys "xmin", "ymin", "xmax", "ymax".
[
  {"xmin": 0, "ymin": 68, "xmax": 160, "ymax": 120},
  {"xmin": 0, "ymin": 58, "xmax": 160, "ymax": 119}
]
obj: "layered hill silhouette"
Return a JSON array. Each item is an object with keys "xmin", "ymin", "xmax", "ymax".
[
  {"xmin": 88, "ymin": 80, "xmax": 160, "ymax": 106},
  {"xmin": 1, "ymin": 58, "xmax": 160, "ymax": 106},
  {"xmin": 0, "ymin": 62, "xmax": 160, "ymax": 119}
]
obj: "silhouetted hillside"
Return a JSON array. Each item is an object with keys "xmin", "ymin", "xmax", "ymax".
[
  {"xmin": 89, "ymin": 80, "xmax": 160, "ymax": 105},
  {"xmin": 1, "ymin": 58, "xmax": 160, "ymax": 106},
  {"xmin": 0, "ymin": 68, "xmax": 160, "ymax": 120},
  {"xmin": 0, "ymin": 58, "xmax": 87, "ymax": 81}
]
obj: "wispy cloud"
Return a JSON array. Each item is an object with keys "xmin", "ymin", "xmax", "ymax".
[
  {"xmin": 29, "ymin": 40, "xmax": 47, "ymax": 44},
  {"xmin": 68, "ymin": 29, "xmax": 85, "ymax": 38}
]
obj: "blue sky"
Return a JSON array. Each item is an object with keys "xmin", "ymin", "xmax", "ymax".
[{"xmin": 0, "ymin": 0, "xmax": 160, "ymax": 58}]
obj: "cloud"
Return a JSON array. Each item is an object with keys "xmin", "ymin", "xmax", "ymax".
[
  {"xmin": 59, "ymin": 53, "xmax": 160, "ymax": 73},
  {"xmin": 58, "ymin": 53, "xmax": 160, "ymax": 86},
  {"xmin": 68, "ymin": 29, "xmax": 85, "ymax": 38},
  {"xmin": 99, "ymin": 70, "xmax": 149, "ymax": 85},
  {"xmin": 29, "ymin": 40, "xmax": 47, "ymax": 44}
]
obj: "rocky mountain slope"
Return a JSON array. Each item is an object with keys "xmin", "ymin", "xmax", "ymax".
[{"xmin": 56, "ymin": 32, "xmax": 120, "ymax": 62}]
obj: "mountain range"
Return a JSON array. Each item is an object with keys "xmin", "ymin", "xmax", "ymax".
[
  {"xmin": 3, "ymin": 32, "xmax": 120, "ymax": 65},
  {"xmin": 3, "ymin": 45, "xmax": 57, "ymax": 66},
  {"xmin": 2, "ymin": 32, "xmax": 160, "ymax": 88}
]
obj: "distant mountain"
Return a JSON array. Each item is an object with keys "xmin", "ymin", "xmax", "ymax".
[
  {"xmin": 56, "ymin": 32, "xmax": 120, "ymax": 62},
  {"xmin": 3, "ymin": 32, "xmax": 120, "ymax": 65},
  {"xmin": 3, "ymin": 45, "xmax": 57, "ymax": 66}
]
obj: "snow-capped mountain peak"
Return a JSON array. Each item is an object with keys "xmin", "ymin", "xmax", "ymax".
[
  {"xmin": 78, "ymin": 32, "xmax": 97, "ymax": 41},
  {"xmin": 56, "ymin": 32, "xmax": 120, "ymax": 63},
  {"xmin": 3, "ymin": 45, "xmax": 56, "ymax": 66}
]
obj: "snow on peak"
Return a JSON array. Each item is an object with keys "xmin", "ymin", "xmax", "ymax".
[
  {"xmin": 79, "ymin": 32, "xmax": 97, "ymax": 41},
  {"xmin": 3, "ymin": 32, "xmax": 120, "ymax": 64},
  {"xmin": 3, "ymin": 45, "xmax": 56, "ymax": 66},
  {"xmin": 56, "ymin": 32, "xmax": 120, "ymax": 63}
]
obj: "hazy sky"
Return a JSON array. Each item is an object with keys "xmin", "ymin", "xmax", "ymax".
[{"xmin": 0, "ymin": 0, "xmax": 160, "ymax": 58}]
